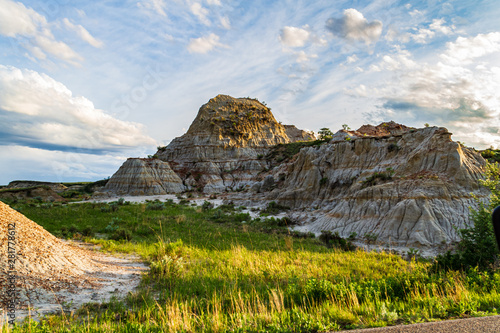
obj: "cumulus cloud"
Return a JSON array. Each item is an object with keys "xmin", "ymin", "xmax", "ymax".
[
  {"xmin": 63, "ymin": 18, "xmax": 104, "ymax": 48},
  {"xmin": 0, "ymin": 65, "xmax": 156, "ymax": 152},
  {"xmin": 187, "ymin": 33, "xmax": 227, "ymax": 53},
  {"xmin": 325, "ymin": 9, "xmax": 383, "ymax": 45},
  {"xmin": 137, "ymin": 0, "xmax": 167, "ymax": 17},
  {"xmin": 279, "ymin": 26, "xmax": 311, "ymax": 47},
  {"xmin": 0, "ymin": 0, "xmax": 83, "ymax": 65},
  {"xmin": 440, "ymin": 32, "xmax": 500, "ymax": 65}
]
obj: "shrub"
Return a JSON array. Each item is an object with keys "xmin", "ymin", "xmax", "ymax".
[
  {"xmin": 100, "ymin": 202, "xmax": 119, "ymax": 212},
  {"xmin": 319, "ymin": 177, "xmax": 328, "ymax": 187},
  {"xmin": 319, "ymin": 231, "xmax": 356, "ymax": 251},
  {"xmin": 291, "ymin": 230, "xmax": 316, "ymax": 239},
  {"xmin": 362, "ymin": 168, "xmax": 395, "ymax": 187},
  {"xmin": 146, "ymin": 202, "xmax": 165, "ymax": 210},
  {"xmin": 364, "ymin": 232, "xmax": 378, "ymax": 244},
  {"xmin": 81, "ymin": 225, "xmax": 94, "ymax": 237},
  {"xmin": 318, "ymin": 128, "xmax": 333, "ymax": 140},
  {"xmin": 201, "ymin": 201, "xmax": 214, "ymax": 211},
  {"xmin": 387, "ymin": 143, "xmax": 400, "ymax": 152},
  {"xmin": 110, "ymin": 229, "xmax": 132, "ymax": 241},
  {"xmin": 104, "ymin": 220, "xmax": 119, "ymax": 233},
  {"xmin": 434, "ymin": 162, "xmax": 500, "ymax": 271},
  {"xmin": 60, "ymin": 190, "xmax": 80, "ymax": 198},
  {"xmin": 261, "ymin": 201, "xmax": 290, "ymax": 215}
]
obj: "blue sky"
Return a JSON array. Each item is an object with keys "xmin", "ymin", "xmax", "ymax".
[{"xmin": 0, "ymin": 0, "xmax": 499, "ymax": 184}]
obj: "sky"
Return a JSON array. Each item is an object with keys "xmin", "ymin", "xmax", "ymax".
[{"xmin": 0, "ymin": 0, "xmax": 499, "ymax": 184}]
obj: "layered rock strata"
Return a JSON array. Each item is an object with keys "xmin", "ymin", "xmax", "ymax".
[
  {"xmin": 155, "ymin": 94, "xmax": 315, "ymax": 192},
  {"xmin": 250, "ymin": 123, "xmax": 486, "ymax": 249},
  {"xmin": 102, "ymin": 158, "xmax": 185, "ymax": 195}
]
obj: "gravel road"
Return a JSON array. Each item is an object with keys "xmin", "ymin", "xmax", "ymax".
[{"xmin": 333, "ymin": 315, "xmax": 500, "ymax": 332}]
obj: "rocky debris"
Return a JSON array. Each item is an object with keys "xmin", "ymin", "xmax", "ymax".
[
  {"xmin": 6, "ymin": 181, "xmax": 67, "ymax": 193},
  {"xmin": 153, "ymin": 94, "xmax": 315, "ymax": 192},
  {"xmin": 245, "ymin": 125, "xmax": 487, "ymax": 249},
  {"xmin": 0, "ymin": 201, "xmax": 146, "ymax": 320},
  {"xmin": 0, "ymin": 186, "xmax": 64, "ymax": 202},
  {"xmin": 101, "ymin": 158, "xmax": 185, "ymax": 196}
]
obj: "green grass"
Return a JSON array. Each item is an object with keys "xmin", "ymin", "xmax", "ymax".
[
  {"xmin": 4, "ymin": 199, "xmax": 500, "ymax": 332},
  {"xmin": 266, "ymin": 139, "xmax": 328, "ymax": 164}
]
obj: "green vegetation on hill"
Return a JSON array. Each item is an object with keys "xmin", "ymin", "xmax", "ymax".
[
  {"xmin": 266, "ymin": 139, "xmax": 328, "ymax": 164},
  {"xmin": 481, "ymin": 149, "xmax": 500, "ymax": 163}
]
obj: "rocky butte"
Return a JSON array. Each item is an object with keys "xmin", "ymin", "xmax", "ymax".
[{"xmin": 102, "ymin": 95, "xmax": 487, "ymax": 252}]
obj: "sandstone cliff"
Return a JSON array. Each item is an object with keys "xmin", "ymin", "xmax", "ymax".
[
  {"xmin": 102, "ymin": 158, "xmax": 185, "ymax": 195},
  {"xmin": 156, "ymin": 95, "xmax": 315, "ymax": 192},
  {"xmin": 247, "ymin": 122, "xmax": 486, "ymax": 249}
]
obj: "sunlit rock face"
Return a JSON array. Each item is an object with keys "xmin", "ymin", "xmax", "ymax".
[
  {"xmin": 251, "ymin": 123, "xmax": 487, "ymax": 250},
  {"xmin": 156, "ymin": 94, "xmax": 315, "ymax": 192},
  {"xmin": 102, "ymin": 158, "xmax": 185, "ymax": 195}
]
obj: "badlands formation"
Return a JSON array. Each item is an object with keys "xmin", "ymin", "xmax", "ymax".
[{"xmin": 102, "ymin": 95, "xmax": 488, "ymax": 251}]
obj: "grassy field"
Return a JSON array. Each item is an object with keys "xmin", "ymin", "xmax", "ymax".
[{"xmin": 3, "ymin": 198, "xmax": 500, "ymax": 332}]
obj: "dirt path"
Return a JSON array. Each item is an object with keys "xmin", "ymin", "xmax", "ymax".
[
  {"xmin": 333, "ymin": 315, "xmax": 500, "ymax": 332},
  {"xmin": 1, "ymin": 241, "xmax": 147, "ymax": 323}
]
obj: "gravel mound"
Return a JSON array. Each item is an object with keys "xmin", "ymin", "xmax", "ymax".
[{"xmin": 0, "ymin": 201, "xmax": 146, "ymax": 320}]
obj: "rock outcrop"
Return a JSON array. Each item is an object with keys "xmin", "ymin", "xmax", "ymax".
[
  {"xmin": 101, "ymin": 158, "xmax": 185, "ymax": 195},
  {"xmin": 6, "ymin": 181, "xmax": 67, "ymax": 193},
  {"xmin": 249, "ymin": 123, "xmax": 487, "ymax": 249},
  {"xmin": 100, "ymin": 96, "xmax": 489, "ymax": 252},
  {"xmin": 0, "ymin": 186, "xmax": 64, "ymax": 202},
  {"xmin": 155, "ymin": 95, "xmax": 315, "ymax": 192}
]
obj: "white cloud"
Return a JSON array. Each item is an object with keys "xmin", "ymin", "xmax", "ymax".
[
  {"xmin": 295, "ymin": 50, "xmax": 317, "ymax": 63},
  {"xmin": 137, "ymin": 0, "xmax": 167, "ymax": 17},
  {"xmin": 346, "ymin": 54, "xmax": 358, "ymax": 63},
  {"xmin": 409, "ymin": 9, "xmax": 424, "ymax": 18},
  {"xmin": 365, "ymin": 33, "xmax": 500, "ymax": 148},
  {"xmin": 0, "ymin": 0, "xmax": 83, "ymax": 65},
  {"xmin": 279, "ymin": 26, "xmax": 311, "ymax": 47},
  {"xmin": 220, "ymin": 16, "xmax": 231, "ymax": 29},
  {"xmin": 187, "ymin": 33, "xmax": 227, "ymax": 53},
  {"xmin": 0, "ymin": 65, "xmax": 155, "ymax": 151},
  {"xmin": 190, "ymin": 2, "xmax": 211, "ymax": 26},
  {"xmin": 409, "ymin": 18, "xmax": 454, "ymax": 44},
  {"xmin": 430, "ymin": 18, "xmax": 453, "ymax": 35},
  {"xmin": 206, "ymin": 0, "xmax": 221, "ymax": 6},
  {"xmin": 63, "ymin": 18, "xmax": 104, "ymax": 48},
  {"xmin": 440, "ymin": 32, "xmax": 500, "ymax": 65},
  {"xmin": 325, "ymin": 8, "xmax": 383, "ymax": 45},
  {"xmin": 411, "ymin": 28, "xmax": 435, "ymax": 44},
  {"xmin": 0, "ymin": 145, "xmax": 131, "ymax": 184}
]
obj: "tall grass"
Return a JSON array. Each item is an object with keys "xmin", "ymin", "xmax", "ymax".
[{"xmin": 3, "ymin": 199, "xmax": 500, "ymax": 332}]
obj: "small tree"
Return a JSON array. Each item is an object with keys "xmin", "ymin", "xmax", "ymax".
[
  {"xmin": 342, "ymin": 124, "xmax": 351, "ymax": 131},
  {"xmin": 435, "ymin": 162, "xmax": 500, "ymax": 270},
  {"xmin": 318, "ymin": 128, "xmax": 333, "ymax": 141}
]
